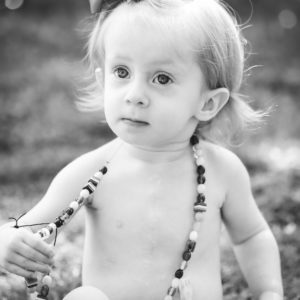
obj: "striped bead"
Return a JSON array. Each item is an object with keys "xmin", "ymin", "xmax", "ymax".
[
  {"xmin": 194, "ymin": 203, "xmax": 207, "ymax": 213},
  {"xmin": 167, "ymin": 286, "xmax": 176, "ymax": 296},
  {"xmin": 186, "ymin": 240, "xmax": 196, "ymax": 252}
]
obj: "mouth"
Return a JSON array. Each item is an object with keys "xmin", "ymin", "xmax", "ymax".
[{"xmin": 121, "ymin": 118, "xmax": 149, "ymax": 126}]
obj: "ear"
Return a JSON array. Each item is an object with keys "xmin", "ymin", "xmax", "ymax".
[
  {"xmin": 195, "ymin": 88, "xmax": 230, "ymax": 122},
  {"xmin": 95, "ymin": 67, "xmax": 104, "ymax": 84}
]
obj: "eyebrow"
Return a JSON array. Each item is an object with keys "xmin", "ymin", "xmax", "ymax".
[{"xmin": 108, "ymin": 55, "xmax": 181, "ymax": 66}]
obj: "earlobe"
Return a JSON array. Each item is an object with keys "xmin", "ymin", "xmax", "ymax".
[{"xmin": 195, "ymin": 88, "xmax": 230, "ymax": 122}]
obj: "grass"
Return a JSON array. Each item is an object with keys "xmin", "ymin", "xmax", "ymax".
[{"xmin": 0, "ymin": 2, "xmax": 300, "ymax": 299}]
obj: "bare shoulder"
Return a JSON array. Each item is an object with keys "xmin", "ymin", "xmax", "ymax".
[
  {"xmin": 44, "ymin": 138, "xmax": 121, "ymax": 202},
  {"xmin": 203, "ymin": 141, "xmax": 249, "ymax": 189}
]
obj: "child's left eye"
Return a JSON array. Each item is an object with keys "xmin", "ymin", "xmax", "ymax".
[{"xmin": 154, "ymin": 74, "xmax": 172, "ymax": 85}]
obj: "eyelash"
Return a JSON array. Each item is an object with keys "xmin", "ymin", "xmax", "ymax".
[{"xmin": 113, "ymin": 67, "xmax": 173, "ymax": 85}]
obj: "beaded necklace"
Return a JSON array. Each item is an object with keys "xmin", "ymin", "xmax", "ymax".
[{"xmin": 24, "ymin": 135, "xmax": 207, "ymax": 300}]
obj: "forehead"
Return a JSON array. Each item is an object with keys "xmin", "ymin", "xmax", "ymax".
[{"xmin": 99, "ymin": 3, "xmax": 197, "ymax": 66}]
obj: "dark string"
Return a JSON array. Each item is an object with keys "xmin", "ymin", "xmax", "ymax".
[{"xmin": 8, "ymin": 214, "xmax": 58, "ymax": 246}]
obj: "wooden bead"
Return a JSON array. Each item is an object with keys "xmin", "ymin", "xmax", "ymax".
[
  {"xmin": 175, "ymin": 269, "xmax": 184, "ymax": 279},
  {"xmin": 182, "ymin": 250, "xmax": 192, "ymax": 261},
  {"xmin": 197, "ymin": 175, "xmax": 206, "ymax": 184},
  {"xmin": 100, "ymin": 166, "xmax": 108, "ymax": 174},
  {"xmin": 38, "ymin": 284, "xmax": 49, "ymax": 297},
  {"xmin": 190, "ymin": 135, "xmax": 199, "ymax": 145},
  {"xmin": 197, "ymin": 165, "xmax": 205, "ymax": 175}
]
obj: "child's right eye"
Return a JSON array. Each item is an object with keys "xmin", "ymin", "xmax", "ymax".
[{"xmin": 114, "ymin": 67, "xmax": 129, "ymax": 79}]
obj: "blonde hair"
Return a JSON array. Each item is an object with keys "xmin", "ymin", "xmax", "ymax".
[{"xmin": 78, "ymin": 0, "xmax": 264, "ymax": 146}]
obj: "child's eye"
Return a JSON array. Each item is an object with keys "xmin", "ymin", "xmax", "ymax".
[
  {"xmin": 154, "ymin": 74, "xmax": 172, "ymax": 85},
  {"xmin": 114, "ymin": 67, "xmax": 129, "ymax": 79}
]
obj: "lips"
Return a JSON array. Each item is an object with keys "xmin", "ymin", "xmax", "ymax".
[{"xmin": 121, "ymin": 118, "xmax": 149, "ymax": 126}]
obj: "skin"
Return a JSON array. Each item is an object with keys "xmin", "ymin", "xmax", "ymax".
[{"xmin": 0, "ymin": 4, "xmax": 283, "ymax": 300}]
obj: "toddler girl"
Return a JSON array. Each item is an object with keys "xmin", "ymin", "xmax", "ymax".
[{"xmin": 0, "ymin": 0, "xmax": 283, "ymax": 299}]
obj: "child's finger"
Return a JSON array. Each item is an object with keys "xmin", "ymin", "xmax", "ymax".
[
  {"xmin": 7, "ymin": 252, "xmax": 51, "ymax": 275},
  {"xmin": 22, "ymin": 231, "xmax": 54, "ymax": 258},
  {"xmin": 16, "ymin": 242, "xmax": 54, "ymax": 266},
  {"xmin": 4, "ymin": 261, "xmax": 37, "ymax": 278}
]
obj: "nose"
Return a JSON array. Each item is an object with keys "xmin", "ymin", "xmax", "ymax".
[{"xmin": 125, "ymin": 80, "xmax": 149, "ymax": 107}]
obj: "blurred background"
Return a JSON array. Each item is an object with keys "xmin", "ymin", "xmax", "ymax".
[{"xmin": 0, "ymin": 0, "xmax": 299, "ymax": 299}]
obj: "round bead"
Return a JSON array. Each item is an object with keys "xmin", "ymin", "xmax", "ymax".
[
  {"xmin": 197, "ymin": 165, "xmax": 205, "ymax": 175},
  {"xmin": 189, "ymin": 230, "xmax": 198, "ymax": 241},
  {"xmin": 94, "ymin": 171, "xmax": 104, "ymax": 180},
  {"xmin": 38, "ymin": 284, "xmax": 49, "ymax": 297},
  {"xmin": 66, "ymin": 207, "xmax": 74, "ymax": 216},
  {"xmin": 171, "ymin": 278, "xmax": 180, "ymax": 289},
  {"xmin": 196, "ymin": 157, "xmax": 204, "ymax": 166},
  {"xmin": 100, "ymin": 166, "xmax": 108, "ymax": 174},
  {"xmin": 182, "ymin": 250, "xmax": 192, "ymax": 261},
  {"xmin": 164, "ymin": 296, "xmax": 172, "ymax": 300},
  {"xmin": 175, "ymin": 269, "xmax": 184, "ymax": 279},
  {"xmin": 167, "ymin": 286, "xmax": 176, "ymax": 296},
  {"xmin": 197, "ymin": 184, "xmax": 206, "ymax": 194},
  {"xmin": 79, "ymin": 189, "xmax": 90, "ymax": 199},
  {"xmin": 197, "ymin": 193, "xmax": 206, "ymax": 203},
  {"xmin": 42, "ymin": 275, "xmax": 53, "ymax": 286},
  {"xmin": 197, "ymin": 175, "xmax": 206, "ymax": 184},
  {"xmin": 69, "ymin": 201, "xmax": 79, "ymax": 211},
  {"xmin": 190, "ymin": 135, "xmax": 199, "ymax": 145}
]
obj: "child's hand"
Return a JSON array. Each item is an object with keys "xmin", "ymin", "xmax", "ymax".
[{"xmin": 0, "ymin": 225, "xmax": 54, "ymax": 278}]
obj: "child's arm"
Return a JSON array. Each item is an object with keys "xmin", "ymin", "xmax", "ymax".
[
  {"xmin": 0, "ymin": 143, "xmax": 111, "ymax": 279},
  {"xmin": 220, "ymin": 150, "xmax": 283, "ymax": 299}
]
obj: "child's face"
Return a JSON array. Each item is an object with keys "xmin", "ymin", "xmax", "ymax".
[{"xmin": 99, "ymin": 6, "xmax": 208, "ymax": 149}]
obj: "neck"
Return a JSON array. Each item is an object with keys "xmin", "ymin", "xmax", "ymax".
[{"xmin": 120, "ymin": 139, "xmax": 192, "ymax": 164}]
